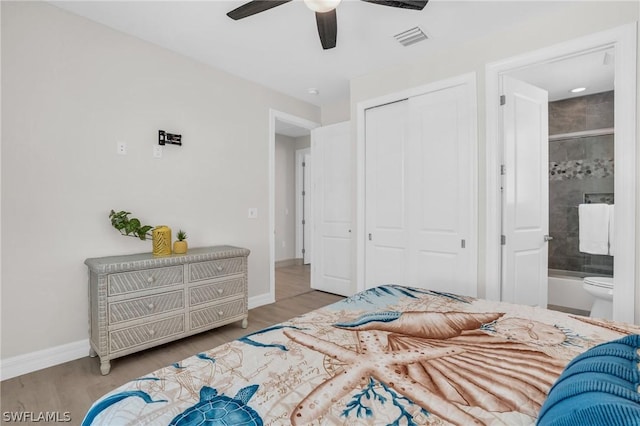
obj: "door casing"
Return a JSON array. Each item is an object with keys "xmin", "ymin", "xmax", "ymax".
[
  {"xmin": 485, "ymin": 23, "xmax": 637, "ymax": 323},
  {"xmin": 269, "ymin": 110, "xmax": 319, "ymax": 305}
]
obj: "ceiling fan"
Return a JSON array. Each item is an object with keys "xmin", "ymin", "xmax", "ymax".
[{"xmin": 227, "ymin": 0, "xmax": 429, "ymax": 50}]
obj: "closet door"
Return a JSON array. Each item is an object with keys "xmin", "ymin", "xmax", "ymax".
[
  {"xmin": 365, "ymin": 100, "xmax": 410, "ymax": 285},
  {"xmin": 365, "ymin": 76, "xmax": 477, "ymax": 296},
  {"xmin": 407, "ymin": 84, "xmax": 476, "ymax": 295}
]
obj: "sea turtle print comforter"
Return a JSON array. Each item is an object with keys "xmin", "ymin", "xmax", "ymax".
[{"xmin": 83, "ymin": 285, "xmax": 640, "ymax": 425}]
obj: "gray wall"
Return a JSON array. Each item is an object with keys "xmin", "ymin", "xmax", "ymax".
[
  {"xmin": 274, "ymin": 134, "xmax": 310, "ymax": 262},
  {"xmin": 548, "ymin": 91, "xmax": 614, "ymax": 276},
  {"xmin": 1, "ymin": 2, "xmax": 320, "ymax": 360}
]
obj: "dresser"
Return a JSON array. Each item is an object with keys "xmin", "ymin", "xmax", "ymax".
[{"xmin": 85, "ymin": 245, "xmax": 250, "ymax": 375}]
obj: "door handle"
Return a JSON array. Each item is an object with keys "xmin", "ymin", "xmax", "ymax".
[{"xmin": 544, "ymin": 235, "xmax": 553, "ymax": 242}]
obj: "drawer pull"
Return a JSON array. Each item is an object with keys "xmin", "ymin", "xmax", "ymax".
[
  {"xmin": 148, "ymin": 329, "xmax": 155, "ymax": 336},
  {"xmin": 147, "ymin": 303, "xmax": 155, "ymax": 310},
  {"xmin": 218, "ymin": 311, "xmax": 224, "ymax": 317},
  {"xmin": 146, "ymin": 276, "xmax": 155, "ymax": 284},
  {"xmin": 216, "ymin": 265, "xmax": 223, "ymax": 272},
  {"xmin": 217, "ymin": 288, "xmax": 224, "ymax": 295}
]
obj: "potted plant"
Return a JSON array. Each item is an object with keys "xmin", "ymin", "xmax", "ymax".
[
  {"xmin": 109, "ymin": 210, "xmax": 154, "ymax": 240},
  {"xmin": 173, "ymin": 229, "xmax": 188, "ymax": 254}
]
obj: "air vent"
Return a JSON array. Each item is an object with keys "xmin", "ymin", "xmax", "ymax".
[{"xmin": 394, "ymin": 26, "xmax": 428, "ymax": 47}]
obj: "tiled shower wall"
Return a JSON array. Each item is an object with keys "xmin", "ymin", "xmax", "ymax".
[{"xmin": 548, "ymin": 91, "xmax": 614, "ymax": 276}]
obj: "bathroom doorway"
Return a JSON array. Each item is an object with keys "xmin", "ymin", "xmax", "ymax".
[
  {"xmin": 510, "ymin": 50, "xmax": 615, "ymax": 316},
  {"xmin": 485, "ymin": 24, "xmax": 637, "ymax": 323}
]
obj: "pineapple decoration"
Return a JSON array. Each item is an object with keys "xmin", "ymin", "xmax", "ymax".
[{"xmin": 173, "ymin": 229, "xmax": 188, "ymax": 254}]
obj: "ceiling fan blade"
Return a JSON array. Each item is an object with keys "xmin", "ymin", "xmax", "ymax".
[
  {"xmin": 227, "ymin": 0, "xmax": 292, "ymax": 20},
  {"xmin": 315, "ymin": 9, "xmax": 337, "ymax": 50},
  {"xmin": 360, "ymin": 0, "xmax": 428, "ymax": 10}
]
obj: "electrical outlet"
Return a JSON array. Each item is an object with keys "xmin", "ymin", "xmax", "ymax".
[
  {"xmin": 153, "ymin": 145, "xmax": 163, "ymax": 159},
  {"xmin": 248, "ymin": 208, "xmax": 258, "ymax": 219},
  {"xmin": 117, "ymin": 141, "xmax": 127, "ymax": 155}
]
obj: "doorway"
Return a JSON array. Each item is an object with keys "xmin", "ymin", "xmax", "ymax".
[
  {"xmin": 485, "ymin": 24, "xmax": 637, "ymax": 323},
  {"xmin": 269, "ymin": 110, "xmax": 319, "ymax": 302}
]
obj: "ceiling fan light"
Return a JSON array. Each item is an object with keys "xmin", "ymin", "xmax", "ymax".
[{"xmin": 304, "ymin": 0, "xmax": 342, "ymax": 13}]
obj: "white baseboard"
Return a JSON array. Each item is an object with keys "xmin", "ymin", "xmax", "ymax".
[
  {"xmin": 248, "ymin": 292, "xmax": 274, "ymax": 309},
  {"xmin": 275, "ymin": 258, "xmax": 303, "ymax": 268},
  {"xmin": 1, "ymin": 294, "xmax": 276, "ymax": 381},
  {"xmin": 0, "ymin": 339, "xmax": 89, "ymax": 381}
]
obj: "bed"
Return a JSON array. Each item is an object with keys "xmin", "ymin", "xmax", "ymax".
[{"xmin": 82, "ymin": 285, "xmax": 640, "ymax": 425}]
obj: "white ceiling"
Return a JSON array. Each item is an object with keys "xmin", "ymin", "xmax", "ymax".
[
  {"xmin": 49, "ymin": 0, "xmax": 614, "ymax": 137},
  {"xmin": 510, "ymin": 48, "xmax": 614, "ymax": 102}
]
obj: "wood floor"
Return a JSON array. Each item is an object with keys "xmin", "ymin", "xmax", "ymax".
[
  {"xmin": 0, "ymin": 264, "xmax": 339, "ymax": 424},
  {"xmin": 275, "ymin": 263, "xmax": 311, "ymax": 301}
]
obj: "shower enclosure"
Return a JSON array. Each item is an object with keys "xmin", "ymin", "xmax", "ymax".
[{"xmin": 548, "ymin": 91, "xmax": 614, "ymax": 279}]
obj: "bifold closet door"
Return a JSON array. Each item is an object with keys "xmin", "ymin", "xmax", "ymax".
[
  {"xmin": 365, "ymin": 100, "xmax": 410, "ymax": 286},
  {"xmin": 365, "ymin": 79, "xmax": 477, "ymax": 296}
]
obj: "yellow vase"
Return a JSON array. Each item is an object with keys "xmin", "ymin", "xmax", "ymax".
[
  {"xmin": 173, "ymin": 240, "xmax": 188, "ymax": 254},
  {"xmin": 152, "ymin": 226, "xmax": 172, "ymax": 256}
]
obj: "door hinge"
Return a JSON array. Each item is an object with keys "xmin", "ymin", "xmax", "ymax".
[
  {"xmin": 501, "ymin": 235, "xmax": 506, "ymax": 245},
  {"xmin": 302, "ymin": 248, "xmax": 306, "ymax": 254},
  {"xmin": 500, "ymin": 95, "xmax": 506, "ymax": 105},
  {"xmin": 302, "ymin": 161, "xmax": 306, "ymax": 167},
  {"xmin": 302, "ymin": 219, "xmax": 306, "ymax": 225},
  {"xmin": 500, "ymin": 164, "xmax": 506, "ymax": 175},
  {"xmin": 368, "ymin": 233, "xmax": 373, "ymax": 241},
  {"xmin": 461, "ymin": 239, "xmax": 466, "ymax": 249},
  {"xmin": 302, "ymin": 190, "xmax": 306, "ymax": 196}
]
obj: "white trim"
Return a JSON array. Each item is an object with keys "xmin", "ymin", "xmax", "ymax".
[
  {"xmin": 248, "ymin": 292, "xmax": 274, "ymax": 310},
  {"xmin": 269, "ymin": 110, "xmax": 319, "ymax": 304},
  {"xmin": 485, "ymin": 23, "xmax": 637, "ymax": 323},
  {"xmin": 356, "ymin": 72, "xmax": 479, "ymax": 294},
  {"xmin": 0, "ymin": 339, "xmax": 89, "ymax": 381}
]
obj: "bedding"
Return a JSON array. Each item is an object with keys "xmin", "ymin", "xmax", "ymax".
[{"xmin": 82, "ymin": 285, "xmax": 640, "ymax": 425}]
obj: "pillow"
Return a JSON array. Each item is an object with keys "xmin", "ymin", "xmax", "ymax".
[{"xmin": 537, "ymin": 334, "xmax": 640, "ymax": 426}]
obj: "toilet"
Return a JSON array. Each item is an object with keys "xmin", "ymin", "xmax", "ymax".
[{"xmin": 582, "ymin": 276, "xmax": 614, "ymax": 319}]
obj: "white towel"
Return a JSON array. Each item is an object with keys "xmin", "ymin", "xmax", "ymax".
[
  {"xmin": 579, "ymin": 203, "xmax": 610, "ymax": 255},
  {"xmin": 608, "ymin": 204, "xmax": 615, "ymax": 256}
]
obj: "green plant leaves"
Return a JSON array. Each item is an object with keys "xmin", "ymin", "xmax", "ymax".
[{"xmin": 109, "ymin": 210, "xmax": 154, "ymax": 241}]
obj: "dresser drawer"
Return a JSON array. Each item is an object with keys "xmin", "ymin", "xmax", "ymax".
[
  {"xmin": 108, "ymin": 266, "xmax": 184, "ymax": 296},
  {"xmin": 109, "ymin": 315, "xmax": 185, "ymax": 353},
  {"xmin": 189, "ymin": 278, "xmax": 245, "ymax": 307},
  {"xmin": 188, "ymin": 258, "xmax": 245, "ymax": 282},
  {"xmin": 109, "ymin": 290, "xmax": 184, "ymax": 324},
  {"xmin": 190, "ymin": 299, "xmax": 246, "ymax": 330}
]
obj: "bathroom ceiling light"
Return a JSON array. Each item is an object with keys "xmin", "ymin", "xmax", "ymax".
[
  {"xmin": 308, "ymin": 88, "xmax": 320, "ymax": 95},
  {"xmin": 570, "ymin": 87, "xmax": 587, "ymax": 93}
]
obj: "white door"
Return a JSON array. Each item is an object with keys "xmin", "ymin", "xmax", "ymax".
[
  {"xmin": 303, "ymin": 153, "xmax": 311, "ymax": 264},
  {"xmin": 501, "ymin": 76, "xmax": 549, "ymax": 307},
  {"xmin": 311, "ymin": 121, "xmax": 353, "ymax": 296},
  {"xmin": 365, "ymin": 100, "xmax": 410, "ymax": 286},
  {"xmin": 365, "ymin": 77, "xmax": 477, "ymax": 296},
  {"xmin": 295, "ymin": 148, "xmax": 312, "ymax": 265},
  {"xmin": 407, "ymin": 85, "xmax": 475, "ymax": 295}
]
